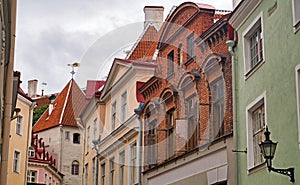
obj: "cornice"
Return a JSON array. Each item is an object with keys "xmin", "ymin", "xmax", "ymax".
[{"xmin": 229, "ymin": 0, "xmax": 262, "ymax": 30}]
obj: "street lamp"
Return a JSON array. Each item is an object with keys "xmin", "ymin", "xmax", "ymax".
[{"xmin": 259, "ymin": 126, "xmax": 295, "ymax": 183}]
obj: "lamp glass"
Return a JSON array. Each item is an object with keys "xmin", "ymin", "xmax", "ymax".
[{"xmin": 259, "ymin": 140, "xmax": 277, "ymax": 159}]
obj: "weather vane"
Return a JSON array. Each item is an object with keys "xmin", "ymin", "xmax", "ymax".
[{"xmin": 67, "ymin": 62, "xmax": 80, "ymax": 79}]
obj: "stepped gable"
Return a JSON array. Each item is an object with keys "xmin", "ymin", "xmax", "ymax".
[{"xmin": 32, "ymin": 79, "xmax": 87, "ymax": 133}]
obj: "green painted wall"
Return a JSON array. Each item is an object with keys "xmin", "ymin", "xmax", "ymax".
[{"xmin": 233, "ymin": 0, "xmax": 300, "ymax": 184}]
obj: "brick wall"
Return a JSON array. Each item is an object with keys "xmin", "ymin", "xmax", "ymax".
[{"xmin": 140, "ymin": 3, "xmax": 233, "ymax": 170}]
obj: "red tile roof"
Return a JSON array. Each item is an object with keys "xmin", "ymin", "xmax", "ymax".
[
  {"xmin": 32, "ymin": 80, "xmax": 87, "ymax": 133},
  {"xmin": 127, "ymin": 25, "xmax": 159, "ymax": 61}
]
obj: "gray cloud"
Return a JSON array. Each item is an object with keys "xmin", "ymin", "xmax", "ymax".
[{"xmin": 15, "ymin": 0, "xmax": 232, "ymax": 94}]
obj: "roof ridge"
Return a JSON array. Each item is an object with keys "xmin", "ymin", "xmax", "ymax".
[{"xmin": 58, "ymin": 80, "xmax": 72, "ymax": 124}]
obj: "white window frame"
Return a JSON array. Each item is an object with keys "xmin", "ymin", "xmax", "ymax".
[
  {"xmin": 27, "ymin": 170, "xmax": 38, "ymax": 183},
  {"xmin": 93, "ymin": 118, "xmax": 97, "ymax": 140},
  {"xmin": 246, "ymin": 91, "xmax": 267, "ymax": 170},
  {"xmin": 295, "ymin": 64, "xmax": 300, "ymax": 149},
  {"xmin": 86, "ymin": 126, "xmax": 90, "ymax": 153},
  {"xmin": 109, "ymin": 157, "xmax": 115, "ymax": 185},
  {"xmin": 292, "ymin": 0, "xmax": 300, "ymax": 32},
  {"xmin": 242, "ymin": 12, "xmax": 265, "ymax": 77},
  {"xmin": 121, "ymin": 91, "xmax": 127, "ymax": 123},
  {"xmin": 65, "ymin": 131, "xmax": 70, "ymax": 141},
  {"xmin": 28, "ymin": 147, "xmax": 35, "ymax": 158},
  {"xmin": 130, "ymin": 141, "xmax": 137, "ymax": 185},
  {"xmin": 111, "ymin": 101, "xmax": 117, "ymax": 131},
  {"xmin": 13, "ymin": 149, "xmax": 21, "ymax": 173},
  {"xmin": 119, "ymin": 150, "xmax": 125, "ymax": 185},
  {"xmin": 16, "ymin": 115, "xmax": 23, "ymax": 135}
]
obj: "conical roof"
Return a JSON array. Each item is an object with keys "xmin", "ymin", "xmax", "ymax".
[{"xmin": 33, "ymin": 79, "xmax": 87, "ymax": 133}]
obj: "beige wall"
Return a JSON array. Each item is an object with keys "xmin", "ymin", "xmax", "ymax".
[
  {"xmin": 37, "ymin": 126, "xmax": 83, "ymax": 185},
  {"xmin": 7, "ymin": 94, "xmax": 33, "ymax": 185}
]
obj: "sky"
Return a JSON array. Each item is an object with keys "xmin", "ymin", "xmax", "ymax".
[{"xmin": 14, "ymin": 0, "xmax": 232, "ymax": 95}]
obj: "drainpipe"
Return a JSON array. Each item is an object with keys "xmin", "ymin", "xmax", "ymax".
[
  {"xmin": 134, "ymin": 103, "xmax": 144, "ymax": 185},
  {"xmin": 226, "ymin": 35, "xmax": 237, "ymax": 185},
  {"xmin": 24, "ymin": 102, "xmax": 36, "ymax": 184}
]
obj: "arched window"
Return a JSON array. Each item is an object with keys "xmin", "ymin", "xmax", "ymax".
[
  {"xmin": 71, "ymin": 161, "xmax": 79, "ymax": 175},
  {"xmin": 73, "ymin": 133, "xmax": 80, "ymax": 144}
]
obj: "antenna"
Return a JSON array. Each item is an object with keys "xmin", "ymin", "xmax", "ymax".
[{"xmin": 67, "ymin": 62, "xmax": 80, "ymax": 79}]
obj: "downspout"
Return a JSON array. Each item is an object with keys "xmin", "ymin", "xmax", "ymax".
[
  {"xmin": 134, "ymin": 103, "xmax": 144, "ymax": 185},
  {"xmin": 24, "ymin": 102, "xmax": 36, "ymax": 184},
  {"xmin": 226, "ymin": 33, "xmax": 237, "ymax": 185}
]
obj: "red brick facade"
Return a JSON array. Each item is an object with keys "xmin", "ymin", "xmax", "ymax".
[{"xmin": 139, "ymin": 2, "xmax": 233, "ymax": 170}]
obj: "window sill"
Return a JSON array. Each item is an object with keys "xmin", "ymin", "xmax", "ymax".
[
  {"xmin": 244, "ymin": 60, "xmax": 265, "ymax": 80},
  {"xmin": 16, "ymin": 133, "xmax": 22, "ymax": 136},
  {"xmin": 247, "ymin": 162, "xmax": 266, "ymax": 175}
]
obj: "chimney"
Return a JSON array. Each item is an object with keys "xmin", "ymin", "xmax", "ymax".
[
  {"xmin": 143, "ymin": 6, "xmax": 164, "ymax": 30},
  {"xmin": 28, "ymin": 79, "xmax": 38, "ymax": 98}
]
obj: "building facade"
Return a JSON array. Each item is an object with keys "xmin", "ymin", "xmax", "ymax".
[
  {"xmin": 229, "ymin": 0, "xmax": 300, "ymax": 184},
  {"xmin": 5, "ymin": 88, "xmax": 34, "ymax": 185},
  {"xmin": 27, "ymin": 134, "xmax": 64, "ymax": 185},
  {"xmin": 0, "ymin": 0, "xmax": 18, "ymax": 184},
  {"xmin": 32, "ymin": 80, "xmax": 87, "ymax": 185},
  {"xmin": 140, "ymin": 2, "xmax": 235, "ymax": 185},
  {"xmin": 95, "ymin": 58, "xmax": 156, "ymax": 185}
]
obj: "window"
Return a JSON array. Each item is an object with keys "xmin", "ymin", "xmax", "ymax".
[
  {"xmin": 147, "ymin": 120, "xmax": 157, "ymax": 165},
  {"xmin": 130, "ymin": 142, "xmax": 137, "ymax": 185},
  {"xmin": 211, "ymin": 78, "xmax": 224, "ymax": 139},
  {"xmin": 178, "ymin": 44, "xmax": 183, "ymax": 66},
  {"xmin": 86, "ymin": 126, "xmax": 90, "ymax": 152},
  {"xmin": 101, "ymin": 163, "xmax": 105, "ymax": 185},
  {"xmin": 292, "ymin": 0, "xmax": 300, "ymax": 29},
  {"xmin": 111, "ymin": 101, "xmax": 116, "ymax": 131},
  {"xmin": 84, "ymin": 163, "xmax": 88, "ymax": 185},
  {"xmin": 93, "ymin": 118, "xmax": 97, "ymax": 140},
  {"xmin": 27, "ymin": 170, "xmax": 37, "ymax": 183},
  {"xmin": 16, "ymin": 116, "xmax": 23, "ymax": 135},
  {"xmin": 166, "ymin": 111, "xmax": 174, "ymax": 159},
  {"xmin": 121, "ymin": 92, "xmax": 127, "ymax": 123},
  {"xmin": 92, "ymin": 158, "xmax": 96, "ymax": 185},
  {"xmin": 49, "ymin": 176, "xmax": 52, "ymax": 185},
  {"xmin": 246, "ymin": 92, "xmax": 266, "ymax": 169},
  {"xmin": 71, "ymin": 161, "xmax": 79, "ymax": 175},
  {"xmin": 28, "ymin": 147, "xmax": 35, "ymax": 158},
  {"xmin": 186, "ymin": 96, "xmax": 198, "ymax": 150},
  {"xmin": 119, "ymin": 151, "xmax": 125, "ymax": 185},
  {"xmin": 13, "ymin": 150, "xmax": 20, "ymax": 173},
  {"xmin": 73, "ymin": 133, "xmax": 80, "ymax": 144},
  {"xmin": 65, "ymin": 131, "xmax": 70, "ymax": 140},
  {"xmin": 243, "ymin": 13, "xmax": 264, "ymax": 75},
  {"xmin": 109, "ymin": 157, "xmax": 114, "ymax": 185},
  {"xmin": 167, "ymin": 50, "xmax": 174, "ymax": 75},
  {"xmin": 187, "ymin": 33, "xmax": 194, "ymax": 60}
]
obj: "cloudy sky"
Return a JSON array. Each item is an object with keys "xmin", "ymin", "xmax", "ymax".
[{"xmin": 14, "ymin": 0, "xmax": 232, "ymax": 95}]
